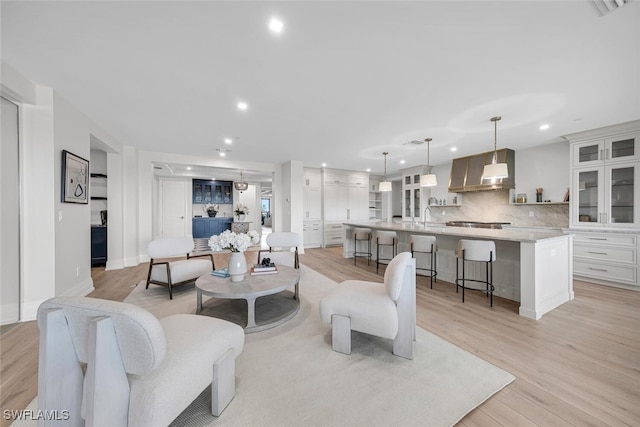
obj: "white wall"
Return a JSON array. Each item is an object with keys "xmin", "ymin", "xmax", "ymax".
[{"xmin": 2, "ymin": 62, "xmax": 127, "ymax": 319}]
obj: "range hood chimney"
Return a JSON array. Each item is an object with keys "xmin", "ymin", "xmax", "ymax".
[{"xmin": 448, "ymin": 148, "xmax": 515, "ymax": 193}]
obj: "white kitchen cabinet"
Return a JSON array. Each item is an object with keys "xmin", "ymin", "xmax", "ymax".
[
  {"xmin": 303, "ymin": 220, "xmax": 323, "ymax": 249},
  {"xmin": 571, "ymin": 133, "xmax": 639, "ymax": 167},
  {"xmin": 401, "ymin": 166, "xmax": 429, "ymax": 222},
  {"xmin": 303, "ymin": 187, "xmax": 322, "ymax": 221},
  {"xmin": 572, "ymin": 162, "xmax": 639, "ymax": 228},
  {"xmin": 348, "ymin": 174, "xmax": 369, "ymax": 221},
  {"xmin": 570, "ymin": 231, "xmax": 638, "ymax": 290},
  {"xmin": 566, "ymin": 121, "xmax": 640, "ymax": 229},
  {"xmin": 304, "ymin": 169, "xmax": 322, "ymax": 189},
  {"xmin": 322, "ymin": 170, "xmax": 369, "ymax": 246}
]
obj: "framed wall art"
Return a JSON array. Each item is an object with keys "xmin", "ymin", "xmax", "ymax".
[{"xmin": 61, "ymin": 150, "xmax": 89, "ymax": 204}]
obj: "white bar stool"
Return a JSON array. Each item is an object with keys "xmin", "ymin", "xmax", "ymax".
[
  {"xmin": 353, "ymin": 227, "xmax": 372, "ymax": 265},
  {"xmin": 410, "ymin": 235, "xmax": 437, "ymax": 288},
  {"xmin": 376, "ymin": 231, "xmax": 397, "ymax": 274},
  {"xmin": 455, "ymin": 239, "xmax": 496, "ymax": 307}
]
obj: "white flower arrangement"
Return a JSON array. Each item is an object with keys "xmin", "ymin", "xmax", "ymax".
[
  {"xmin": 204, "ymin": 203, "xmax": 219, "ymax": 213},
  {"xmin": 208, "ymin": 229, "xmax": 260, "ymax": 252},
  {"xmin": 234, "ymin": 203, "xmax": 249, "ymax": 216}
]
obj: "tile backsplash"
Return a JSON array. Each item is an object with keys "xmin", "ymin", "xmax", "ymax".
[{"xmin": 429, "ymin": 190, "xmax": 569, "ymax": 228}]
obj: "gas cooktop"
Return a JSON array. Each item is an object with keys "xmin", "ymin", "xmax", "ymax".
[{"xmin": 445, "ymin": 221, "xmax": 510, "ymax": 229}]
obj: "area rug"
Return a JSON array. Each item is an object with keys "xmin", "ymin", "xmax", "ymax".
[{"xmin": 13, "ymin": 266, "xmax": 514, "ymax": 427}]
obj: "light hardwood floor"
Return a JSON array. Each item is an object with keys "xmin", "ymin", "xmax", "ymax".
[{"xmin": 1, "ymin": 247, "xmax": 639, "ymax": 426}]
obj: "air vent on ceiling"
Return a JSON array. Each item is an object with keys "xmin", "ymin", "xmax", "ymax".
[
  {"xmin": 403, "ymin": 140, "xmax": 424, "ymax": 145},
  {"xmin": 592, "ymin": 0, "xmax": 629, "ymax": 15}
]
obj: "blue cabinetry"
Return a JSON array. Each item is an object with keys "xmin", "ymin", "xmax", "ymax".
[
  {"xmin": 193, "ymin": 179, "xmax": 233, "ymax": 205},
  {"xmin": 192, "ymin": 218, "xmax": 232, "ymax": 238},
  {"xmin": 91, "ymin": 225, "xmax": 107, "ymax": 266}
]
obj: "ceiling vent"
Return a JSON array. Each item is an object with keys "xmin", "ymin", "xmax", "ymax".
[
  {"xmin": 403, "ymin": 140, "xmax": 424, "ymax": 145},
  {"xmin": 592, "ymin": 0, "xmax": 629, "ymax": 15}
]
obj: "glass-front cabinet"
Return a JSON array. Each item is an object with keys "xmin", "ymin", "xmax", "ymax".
[
  {"xmin": 402, "ymin": 167, "xmax": 427, "ymax": 222},
  {"xmin": 572, "ymin": 161, "xmax": 639, "ymax": 228},
  {"xmin": 192, "ymin": 179, "xmax": 233, "ymax": 205},
  {"xmin": 572, "ymin": 133, "xmax": 639, "ymax": 167},
  {"xmin": 567, "ymin": 123, "xmax": 640, "ymax": 229}
]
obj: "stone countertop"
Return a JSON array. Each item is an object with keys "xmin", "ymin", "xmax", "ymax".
[
  {"xmin": 193, "ymin": 216, "xmax": 233, "ymax": 219},
  {"xmin": 343, "ymin": 221, "xmax": 568, "ymax": 243}
]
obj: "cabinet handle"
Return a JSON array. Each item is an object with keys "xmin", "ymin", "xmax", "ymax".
[
  {"xmin": 587, "ymin": 251, "xmax": 608, "ymax": 255},
  {"xmin": 600, "ymin": 149, "xmax": 603, "ymax": 161},
  {"xmin": 605, "ymin": 148, "xmax": 609, "ymax": 160},
  {"xmin": 588, "ymin": 237, "xmax": 608, "ymax": 241},
  {"xmin": 588, "ymin": 267, "xmax": 608, "ymax": 272}
]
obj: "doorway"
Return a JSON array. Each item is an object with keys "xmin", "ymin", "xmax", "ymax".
[
  {"xmin": 160, "ymin": 179, "xmax": 189, "ymax": 237},
  {"xmin": 1, "ymin": 96, "xmax": 21, "ymax": 326}
]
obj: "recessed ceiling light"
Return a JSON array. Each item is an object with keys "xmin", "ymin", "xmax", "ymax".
[
  {"xmin": 186, "ymin": 166, "xmax": 192, "ymax": 171},
  {"xmin": 268, "ymin": 17, "xmax": 284, "ymax": 34},
  {"xmin": 224, "ymin": 138, "xmax": 232, "ymax": 144},
  {"xmin": 450, "ymin": 147, "xmax": 457, "ymax": 152},
  {"xmin": 539, "ymin": 124, "xmax": 550, "ymax": 130},
  {"xmin": 237, "ymin": 101, "xmax": 248, "ymax": 111},
  {"xmin": 366, "ymin": 168, "xmax": 371, "ymax": 172},
  {"xmin": 219, "ymin": 152, "xmax": 226, "ymax": 157},
  {"xmin": 321, "ymin": 163, "xmax": 327, "ymax": 167}
]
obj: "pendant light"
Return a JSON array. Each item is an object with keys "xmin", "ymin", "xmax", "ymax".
[
  {"xmin": 482, "ymin": 116, "xmax": 509, "ymax": 180},
  {"xmin": 379, "ymin": 152, "xmax": 392, "ymax": 192},
  {"xmin": 234, "ymin": 170, "xmax": 249, "ymax": 192},
  {"xmin": 419, "ymin": 137, "xmax": 437, "ymax": 187}
]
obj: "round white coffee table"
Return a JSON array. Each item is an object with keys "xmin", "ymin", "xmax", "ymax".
[{"xmin": 195, "ymin": 265, "xmax": 300, "ymax": 333}]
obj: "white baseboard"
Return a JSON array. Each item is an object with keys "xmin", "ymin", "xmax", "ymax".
[
  {"xmin": 1, "ymin": 303, "xmax": 19, "ymax": 325},
  {"xmin": 61, "ymin": 277, "xmax": 95, "ymax": 297},
  {"xmin": 21, "ymin": 299, "xmax": 46, "ymax": 321}
]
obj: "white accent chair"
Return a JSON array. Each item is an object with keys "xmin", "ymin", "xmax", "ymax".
[
  {"xmin": 258, "ymin": 232, "xmax": 302, "ymax": 269},
  {"xmin": 319, "ymin": 252, "xmax": 416, "ymax": 359},
  {"xmin": 37, "ymin": 296, "xmax": 245, "ymax": 427},
  {"xmin": 146, "ymin": 236, "xmax": 214, "ymax": 299}
]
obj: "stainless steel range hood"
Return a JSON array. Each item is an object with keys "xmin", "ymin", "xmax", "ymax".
[{"xmin": 448, "ymin": 148, "xmax": 515, "ymax": 193}]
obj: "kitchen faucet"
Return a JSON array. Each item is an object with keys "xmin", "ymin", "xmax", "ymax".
[{"xmin": 424, "ymin": 206, "xmax": 431, "ymax": 229}]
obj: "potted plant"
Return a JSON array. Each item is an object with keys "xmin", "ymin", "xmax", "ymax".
[
  {"xmin": 234, "ymin": 203, "xmax": 248, "ymax": 221},
  {"xmin": 205, "ymin": 204, "xmax": 219, "ymax": 217}
]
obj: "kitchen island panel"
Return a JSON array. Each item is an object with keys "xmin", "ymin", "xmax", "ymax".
[{"xmin": 342, "ymin": 221, "xmax": 573, "ymax": 320}]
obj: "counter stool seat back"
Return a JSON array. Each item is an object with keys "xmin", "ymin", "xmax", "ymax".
[
  {"xmin": 353, "ymin": 228, "xmax": 372, "ymax": 266},
  {"xmin": 376, "ymin": 231, "xmax": 398, "ymax": 274},
  {"xmin": 410, "ymin": 235, "xmax": 438, "ymax": 288},
  {"xmin": 455, "ymin": 239, "xmax": 496, "ymax": 307}
]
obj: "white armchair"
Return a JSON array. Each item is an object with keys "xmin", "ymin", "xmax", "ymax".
[
  {"xmin": 37, "ymin": 296, "xmax": 245, "ymax": 426},
  {"xmin": 258, "ymin": 232, "xmax": 302, "ymax": 269},
  {"xmin": 146, "ymin": 236, "xmax": 214, "ymax": 299},
  {"xmin": 319, "ymin": 252, "xmax": 416, "ymax": 359}
]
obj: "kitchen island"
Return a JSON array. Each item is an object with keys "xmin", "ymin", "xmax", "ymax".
[{"xmin": 342, "ymin": 221, "xmax": 574, "ymax": 320}]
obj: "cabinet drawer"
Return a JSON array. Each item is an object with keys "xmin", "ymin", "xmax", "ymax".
[
  {"xmin": 572, "ymin": 232, "xmax": 637, "ymax": 247},
  {"xmin": 574, "ymin": 244, "xmax": 636, "ymax": 264},
  {"xmin": 574, "ymin": 260, "xmax": 637, "ymax": 284}
]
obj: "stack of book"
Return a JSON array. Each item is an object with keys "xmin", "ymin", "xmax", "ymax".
[
  {"xmin": 211, "ymin": 267, "xmax": 230, "ymax": 278},
  {"xmin": 250, "ymin": 263, "xmax": 278, "ymax": 276}
]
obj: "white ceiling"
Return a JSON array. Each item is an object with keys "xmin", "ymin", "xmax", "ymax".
[{"xmin": 2, "ymin": 1, "xmax": 639, "ymax": 179}]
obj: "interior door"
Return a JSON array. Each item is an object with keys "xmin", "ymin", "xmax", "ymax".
[
  {"xmin": 160, "ymin": 180, "xmax": 188, "ymax": 237},
  {"xmin": 1, "ymin": 97, "xmax": 20, "ymax": 324}
]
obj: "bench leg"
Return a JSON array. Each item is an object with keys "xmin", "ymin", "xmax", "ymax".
[
  {"xmin": 211, "ymin": 349, "xmax": 236, "ymax": 416},
  {"xmin": 331, "ymin": 314, "xmax": 351, "ymax": 355}
]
